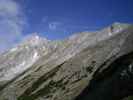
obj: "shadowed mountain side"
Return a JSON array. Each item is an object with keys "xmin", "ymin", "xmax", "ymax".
[{"xmin": 75, "ymin": 51, "xmax": 133, "ymax": 100}]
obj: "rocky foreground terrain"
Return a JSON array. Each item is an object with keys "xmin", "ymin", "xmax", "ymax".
[{"xmin": 0, "ymin": 23, "xmax": 133, "ymax": 100}]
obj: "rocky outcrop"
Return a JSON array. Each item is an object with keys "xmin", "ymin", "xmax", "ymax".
[{"xmin": 0, "ymin": 23, "xmax": 133, "ymax": 100}]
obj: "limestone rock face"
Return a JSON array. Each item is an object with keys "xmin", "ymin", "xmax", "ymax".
[{"xmin": 0, "ymin": 23, "xmax": 133, "ymax": 100}]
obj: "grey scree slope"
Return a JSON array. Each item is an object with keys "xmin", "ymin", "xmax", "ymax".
[{"xmin": 0, "ymin": 23, "xmax": 133, "ymax": 100}]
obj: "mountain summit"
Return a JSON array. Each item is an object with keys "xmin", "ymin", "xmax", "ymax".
[{"xmin": 0, "ymin": 23, "xmax": 133, "ymax": 100}]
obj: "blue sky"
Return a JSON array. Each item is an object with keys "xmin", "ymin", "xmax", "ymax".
[
  {"xmin": 0, "ymin": 0, "xmax": 133, "ymax": 52},
  {"xmin": 21, "ymin": 0, "xmax": 133, "ymax": 39}
]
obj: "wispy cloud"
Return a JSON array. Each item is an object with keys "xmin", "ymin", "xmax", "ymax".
[
  {"xmin": 42, "ymin": 16, "xmax": 48, "ymax": 23},
  {"xmin": 48, "ymin": 22, "xmax": 62, "ymax": 31},
  {"xmin": 0, "ymin": 0, "xmax": 26, "ymax": 53}
]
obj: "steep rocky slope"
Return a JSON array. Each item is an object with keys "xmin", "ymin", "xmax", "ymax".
[{"xmin": 0, "ymin": 23, "xmax": 133, "ymax": 100}]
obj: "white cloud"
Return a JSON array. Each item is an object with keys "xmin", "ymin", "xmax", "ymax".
[
  {"xmin": 48, "ymin": 22, "xmax": 62, "ymax": 31},
  {"xmin": 42, "ymin": 16, "xmax": 48, "ymax": 23},
  {"xmin": 0, "ymin": 0, "xmax": 26, "ymax": 53}
]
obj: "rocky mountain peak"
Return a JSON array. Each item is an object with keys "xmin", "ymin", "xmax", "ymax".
[
  {"xmin": 110, "ymin": 22, "xmax": 130, "ymax": 33},
  {"xmin": 0, "ymin": 23, "xmax": 133, "ymax": 100},
  {"xmin": 20, "ymin": 33, "xmax": 49, "ymax": 47}
]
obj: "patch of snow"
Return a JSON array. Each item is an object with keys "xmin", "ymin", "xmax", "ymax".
[
  {"xmin": 108, "ymin": 32, "xmax": 112, "ymax": 36},
  {"xmin": 35, "ymin": 35, "xmax": 40, "ymax": 40},
  {"xmin": 10, "ymin": 47, "xmax": 18, "ymax": 52},
  {"xmin": 11, "ymin": 61, "xmax": 26, "ymax": 74},
  {"xmin": 128, "ymin": 64, "xmax": 133, "ymax": 72},
  {"xmin": 0, "ymin": 61, "xmax": 26, "ymax": 81},
  {"xmin": 33, "ymin": 52, "xmax": 39, "ymax": 59},
  {"xmin": 120, "ymin": 70, "xmax": 127, "ymax": 77},
  {"xmin": 0, "ymin": 52, "xmax": 40, "ymax": 81},
  {"xmin": 25, "ymin": 46, "xmax": 29, "ymax": 49},
  {"xmin": 114, "ymin": 27, "xmax": 122, "ymax": 33}
]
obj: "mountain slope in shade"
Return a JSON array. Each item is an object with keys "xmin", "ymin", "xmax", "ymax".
[{"xmin": 0, "ymin": 23, "xmax": 133, "ymax": 100}]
